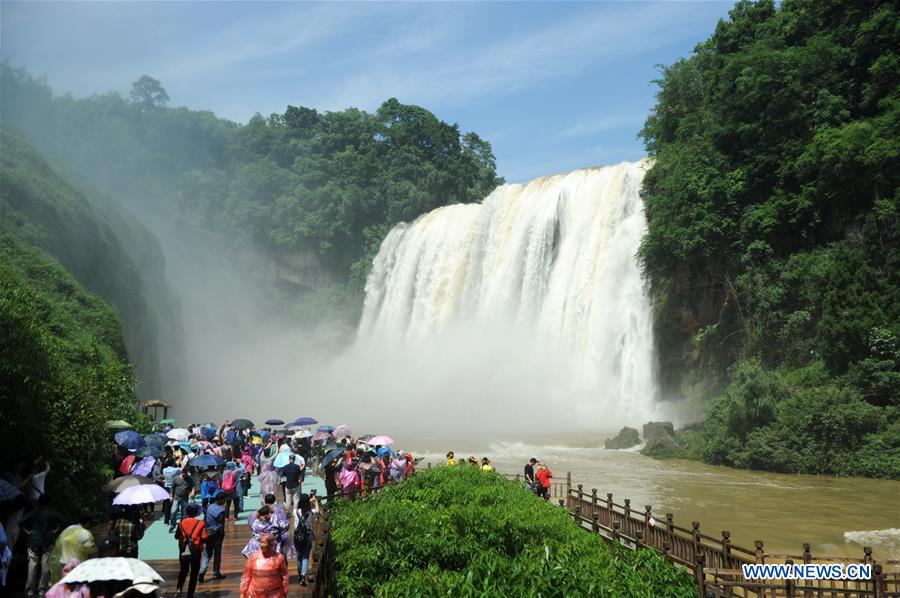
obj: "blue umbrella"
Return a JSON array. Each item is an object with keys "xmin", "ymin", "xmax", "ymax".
[
  {"xmin": 114, "ymin": 430, "xmax": 145, "ymax": 451},
  {"xmin": 0, "ymin": 479, "xmax": 23, "ymax": 503},
  {"xmin": 189, "ymin": 454, "xmax": 223, "ymax": 468},
  {"xmin": 292, "ymin": 417, "xmax": 318, "ymax": 426},
  {"xmin": 143, "ymin": 434, "xmax": 166, "ymax": 447},
  {"xmin": 137, "ymin": 446, "xmax": 163, "ymax": 458},
  {"xmin": 200, "ymin": 427, "xmax": 217, "ymax": 440},
  {"xmin": 316, "ymin": 425, "xmax": 335, "ymax": 433}
]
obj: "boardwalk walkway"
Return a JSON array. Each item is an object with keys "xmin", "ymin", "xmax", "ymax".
[{"xmin": 142, "ymin": 475, "xmax": 325, "ymax": 597}]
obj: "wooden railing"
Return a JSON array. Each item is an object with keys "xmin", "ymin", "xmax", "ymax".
[{"xmin": 503, "ymin": 472, "xmax": 900, "ymax": 597}]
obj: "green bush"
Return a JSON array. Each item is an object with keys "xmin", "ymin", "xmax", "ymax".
[
  {"xmin": 330, "ymin": 467, "xmax": 695, "ymax": 597},
  {"xmin": 0, "ymin": 235, "xmax": 142, "ymax": 517}
]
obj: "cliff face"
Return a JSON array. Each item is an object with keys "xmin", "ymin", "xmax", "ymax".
[{"xmin": 0, "ymin": 128, "xmax": 184, "ymax": 402}]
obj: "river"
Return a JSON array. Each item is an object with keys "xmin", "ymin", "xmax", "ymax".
[{"xmin": 397, "ymin": 433, "xmax": 900, "ymax": 561}]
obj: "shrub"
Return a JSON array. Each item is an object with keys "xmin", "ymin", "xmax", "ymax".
[{"xmin": 330, "ymin": 466, "xmax": 695, "ymax": 597}]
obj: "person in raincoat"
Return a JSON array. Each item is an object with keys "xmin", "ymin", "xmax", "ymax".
[
  {"xmin": 239, "ymin": 533, "xmax": 289, "ymax": 598},
  {"xmin": 339, "ymin": 462, "xmax": 360, "ymax": 500},
  {"xmin": 49, "ymin": 515, "xmax": 95, "ymax": 582},
  {"xmin": 242, "ymin": 504, "xmax": 293, "ymax": 560},
  {"xmin": 257, "ymin": 454, "xmax": 279, "ymax": 500}
]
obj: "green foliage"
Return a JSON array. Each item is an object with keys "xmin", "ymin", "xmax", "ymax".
[
  {"xmin": 330, "ymin": 467, "xmax": 694, "ymax": 597},
  {"xmin": 0, "ymin": 66, "xmax": 503, "ymax": 295},
  {"xmin": 0, "ymin": 126, "xmax": 172, "ymax": 401},
  {"xmin": 640, "ymin": 0, "xmax": 899, "ymax": 476},
  {"xmin": 0, "ymin": 235, "xmax": 141, "ymax": 517}
]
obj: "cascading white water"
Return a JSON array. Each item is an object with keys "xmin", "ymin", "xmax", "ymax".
[{"xmin": 359, "ymin": 160, "xmax": 657, "ymax": 425}]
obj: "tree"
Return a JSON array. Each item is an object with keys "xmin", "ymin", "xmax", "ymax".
[{"xmin": 129, "ymin": 75, "xmax": 169, "ymax": 109}]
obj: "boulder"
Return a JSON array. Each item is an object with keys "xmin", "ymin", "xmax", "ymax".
[
  {"xmin": 642, "ymin": 421, "xmax": 676, "ymax": 443},
  {"xmin": 641, "ymin": 433, "xmax": 684, "ymax": 458},
  {"xmin": 604, "ymin": 427, "xmax": 641, "ymax": 450}
]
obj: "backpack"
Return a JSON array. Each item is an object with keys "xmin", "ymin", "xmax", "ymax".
[
  {"xmin": 222, "ymin": 470, "xmax": 237, "ymax": 493},
  {"xmin": 240, "ymin": 471, "xmax": 252, "ymax": 491},
  {"xmin": 293, "ymin": 513, "xmax": 311, "ymax": 550}
]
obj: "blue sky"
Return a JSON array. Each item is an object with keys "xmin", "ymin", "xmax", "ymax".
[{"xmin": 2, "ymin": 1, "xmax": 733, "ymax": 183}]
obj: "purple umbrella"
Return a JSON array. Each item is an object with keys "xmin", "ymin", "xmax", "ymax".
[
  {"xmin": 131, "ymin": 456, "xmax": 155, "ymax": 478},
  {"xmin": 114, "ymin": 430, "xmax": 144, "ymax": 451}
]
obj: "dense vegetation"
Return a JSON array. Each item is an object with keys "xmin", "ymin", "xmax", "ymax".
[
  {"xmin": 0, "ymin": 234, "xmax": 145, "ymax": 516},
  {"xmin": 330, "ymin": 467, "xmax": 694, "ymax": 597},
  {"xmin": 0, "ymin": 67, "xmax": 503, "ymax": 294},
  {"xmin": 640, "ymin": 0, "xmax": 899, "ymax": 476},
  {"xmin": 0, "ymin": 127, "xmax": 180, "ymax": 401}
]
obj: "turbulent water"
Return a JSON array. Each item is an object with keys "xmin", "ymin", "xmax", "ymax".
[{"xmin": 360, "ymin": 161, "xmax": 658, "ymax": 424}]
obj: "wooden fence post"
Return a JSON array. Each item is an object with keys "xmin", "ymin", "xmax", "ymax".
[
  {"xmin": 427, "ymin": 462, "xmax": 432, "ymax": 469},
  {"xmin": 802, "ymin": 543, "xmax": 812, "ymax": 564},
  {"xmin": 754, "ymin": 540, "xmax": 765, "ymax": 564},
  {"xmin": 691, "ymin": 521, "xmax": 701, "ymax": 564},
  {"xmin": 873, "ymin": 563, "xmax": 884, "ymax": 598},
  {"xmin": 694, "ymin": 553, "xmax": 706, "ymax": 598},
  {"xmin": 721, "ymin": 530, "xmax": 731, "ymax": 568},
  {"xmin": 643, "ymin": 505, "xmax": 652, "ymax": 547},
  {"xmin": 785, "ymin": 559, "xmax": 794, "ymax": 598},
  {"xmin": 566, "ymin": 472, "xmax": 572, "ymax": 505},
  {"xmin": 592, "ymin": 512, "xmax": 599, "ymax": 534},
  {"xmin": 666, "ymin": 513, "xmax": 675, "ymax": 559},
  {"xmin": 606, "ymin": 493, "xmax": 614, "ymax": 529},
  {"xmin": 612, "ymin": 520, "xmax": 620, "ymax": 544},
  {"xmin": 591, "ymin": 488, "xmax": 598, "ymax": 520}
]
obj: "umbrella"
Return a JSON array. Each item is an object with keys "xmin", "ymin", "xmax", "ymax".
[
  {"xmin": 0, "ymin": 479, "xmax": 23, "ymax": 503},
  {"xmin": 136, "ymin": 446, "xmax": 162, "ymax": 459},
  {"xmin": 60, "ymin": 557, "xmax": 163, "ymax": 585},
  {"xmin": 359, "ymin": 434, "xmax": 375, "ymax": 442},
  {"xmin": 316, "ymin": 425, "xmax": 335, "ymax": 433},
  {"xmin": 200, "ymin": 427, "xmax": 217, "ymax": 440},
  {"xmin": 368, "ymin": 435, "xmax": 395, "ymax": 446},
  {"xmin": 292, "ymin": 430, "xmax": 312, "ymax": 439},
  {"xmin": 143, "ymin": 434, "xmax": 166, "ymax": 447},
  {"xmin": 104, "ymin": 476, "xmax": 157, "ymax": 494},
  {"xmin": 377, "ymin": 446, "xmax": 394, "ymax": 458},
  {"xmin": 132, "ymin": 456, "xmax": 156, "ymax": 478},
  {"xmin": 265, "ymin": 419, "xmax": 284, "ymax": 426},
  {"xmin": 333, "ymin": 425, "xmax": 352, "ymax": 439},
  {"xmin": 189, "ymin": 454, "xmax": 223, "ymax": 468},
  {"xmin": 114, "ymin": 430, "xmax": 144, "ymax": 451},
  {"xmin": 106, "ymin": 420, "xmax": 132, "ymax": 430},
  {"xmin": 159, "ymin": 418, "xmax": 176, "ymax": 425},
  {"xmin": 321, "ymin": 448, "xmax": 345, "ymax": 468},
  {"xmin": 231, "ymin": 419, "xmax": 254, "ymax": 430},
  {"xmin": 312, "ymin": 431, "xmax": 331, "ymax": 442},
  {"xmin": 113, "ymin": 484, "xmax": 169, "ymax": 505},
  {"xmin": 166, "ymin": 428, "xmax": 189, "ymax": 441},
  {"xmin": 292, "ymin": 417, "xmax": 318, "ymax": 426}
]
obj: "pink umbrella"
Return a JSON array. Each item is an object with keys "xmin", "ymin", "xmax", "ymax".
[
  {"xmin": 113, "ymin": 483, "xmax": 169, "ymax": 505},
  {"xmin": 333, "ymin": 425, "xmax": 352, "ymax": 439},
  {"xmin": 312, "ymin": 431, "xmax": 331, "ymax": 442},
  {"xmin": 368, "ymin": 435, "xmax": 394, "ymax": 446}
]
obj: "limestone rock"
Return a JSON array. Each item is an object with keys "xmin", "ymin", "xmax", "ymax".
[{"xmin": 604, "ymin": 427, "xmax": 641, "ymax": 450}]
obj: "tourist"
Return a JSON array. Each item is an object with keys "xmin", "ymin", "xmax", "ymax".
[
  {"xmin": 339, "ymin": 461, "xmax": 360, "ymax": 500},
  {"xmin": 26, "ymin": 458, "xmax": 51, "ymax": 504},
  {"xmin": 293, "ymin": 494, "xmax": 316, "ymax": 587},
  {"xmin": 322, "ymin": 460, "xmax": 338, "ymax": 499},
  {"xmin": 524, "ymin": 457, "xmax": 537, "ymax": 492},
  {"xmin": 222, "ymin": 459, "xmax": 241, "ymax": 521},
  {"xmin": 21, "ymin": 494, "xmax": 63, "ymax": 595},
  {"xmin": 161, "ymin": 458, "xmax": 181, "ymax": 527},
  {"xmin": 481, "ymin": 457, "xmax": 494, "ymax": 472},
  {"xmin": 49, "ymin": 514, "xmax": 95, "ymax": 582},
  {"xmin": 467, "ymin": 456, "xmax": 478, "ymax": 467},
  {"xmin": 257, "ymin": 453, "xmax": 279, "ymax": 500},
  {"xmin": 238, "ymin": 466, "xmax": 252, "ymax": 514},
  {"xmin": 390, "ymin": 452, "xmax": 407, "ymax": 483},
  {"xmin": 199, "ymin": 491, "xmax": 226, "ymax": 582},
  {"xmin": 242, "ymin": 504, "xmax": 292, "ymax": 561},
  {"xmin": 535, "ymin": 463, "xmax": 553, "ymax": 500},
  {"xmin": 446, "ymin": 451, "xmax": 455, "ymax": 467},
  {"xmin": 239, "ymin": 533, "xmax": 289, "ymax": 598},
  {"xmin": 199, "ymin": 472, "xmax": 220, "ymax": 513},
  {"xmin": 109, "ymin": 505, "xmax": 145, "ymax": 559},
  {"xmin": 44, "ymin": 559, "xmax": 87, "ymax": 598},
  {"xmin": 281, "ymin": 455, "xmax": 302, "ymax": 516},
  {"xmin": 0, "ymin": 520, "xmax": 11, "ymax": 590},
  {"xmin": 168, "ymin": 469, "xmax": 194, "ymax": 534},
  {"xmin": 174, "ymin": 504, "xmax": 207, "ymax": 598}
]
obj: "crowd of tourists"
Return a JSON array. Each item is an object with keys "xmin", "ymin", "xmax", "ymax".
[{"xmin": 0, "ymin": 418, "xmax": 553, "ymax": 597}]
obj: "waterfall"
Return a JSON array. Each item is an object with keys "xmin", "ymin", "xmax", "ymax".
[{"xmin": 359, "ymin": 160, "xmax": 657, "ymax": 426}]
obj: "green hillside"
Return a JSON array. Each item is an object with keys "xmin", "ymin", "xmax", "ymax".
[{"xmin": 640, "ymin": 0, "xmax": 899, "ymax": 476}]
